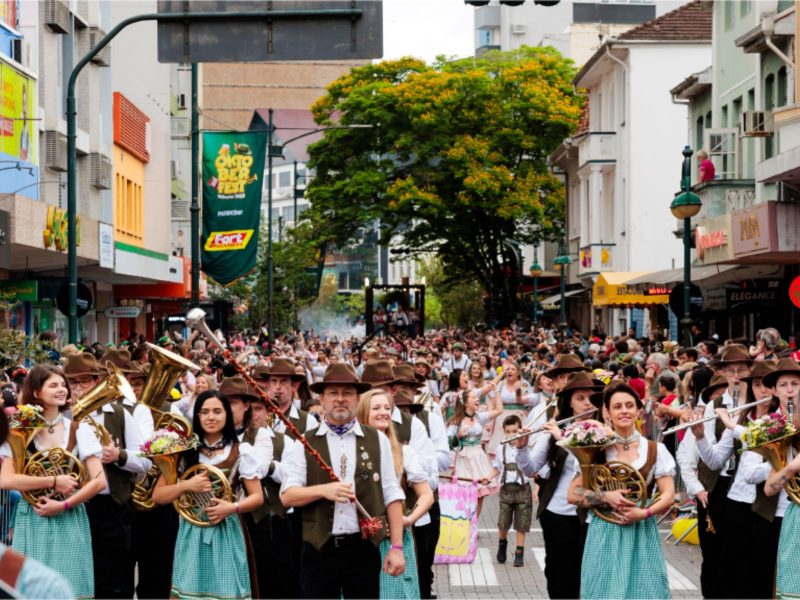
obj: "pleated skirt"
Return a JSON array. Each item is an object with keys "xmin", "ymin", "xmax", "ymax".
[
  {"xmin": 777, "ymin": 502, "xmax": 800, "ymax": 598},
  {"xmin": 170, "ymin": 514, "xmax": 252, "ymax": 600},
  {"xmin": 378, "ymin": 528, "xmax": 419, "ymax": 600},
  {"xmin": 12, "ymin": 499, "xmax": 92, "ymax": 599},
  {"xmin": 580, "ymin": 516, "xmax": 669, "ymax": 600}
]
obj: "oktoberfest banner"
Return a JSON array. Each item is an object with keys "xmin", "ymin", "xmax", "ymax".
[{"xmin": 201, "ymin": 131, "xmax": 267, "ymax": 287}]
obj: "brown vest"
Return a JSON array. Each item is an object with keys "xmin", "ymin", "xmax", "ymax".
[
  {"xmin": 286, "ymin": 409, "xmax": 309, "ymax": 441},
  {"xmin": 395, "ymin": 411, "xmax": 413, "ymax": 445},
  {"xmin": 752, "ymin": 481, "xmax": 780, "ymax": 522},
  {"xmin": 536, "ymin": 445, "xmax": 568, "ymax": 519},
  {"xmin": 302, "ymin": 425, "xmax": 387, "ymax": 551},
  {"xmin": 697, "ymin": 396, "xmax": 728, "ymax": 493},
  {"xmin": 415, "ymin": 411, "xmax": 431, "ymax": 436},
  {"xmin": 242, "ymin": 427, "xmax": 288, "ymax": 522},
  {"xmin": 102, "ymin": 404, "xmax": 135, "ymax": 507}
]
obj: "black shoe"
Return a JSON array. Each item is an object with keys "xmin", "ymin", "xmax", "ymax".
[
  {"xmin": 496, "ymin": 539, "xmax": 508, "ymax": 564},
  {"xmin": 513, "ymin": 548, "xmax": 524, "ymax": 567}
]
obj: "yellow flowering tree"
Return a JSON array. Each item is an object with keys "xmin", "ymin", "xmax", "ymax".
[{"xmin": 304, "ymin": 47, "xmax": 582, "ymax": 324}]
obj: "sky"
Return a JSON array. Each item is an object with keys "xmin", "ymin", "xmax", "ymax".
[{"xmin": 382, "ymin": 0, "xmax": 475, "ymax": 64}]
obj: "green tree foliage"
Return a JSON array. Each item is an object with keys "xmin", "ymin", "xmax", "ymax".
[
  {"xmin": 0, "ymin": 329, "xmax": 53, "ymax": 366},
  {"xmin": 417, "ymin": 257, "xmax": 484, "ymax": 329},
  {"xmin": 304, "ymin": 47, "xmax": 582, "ymax": 324}
]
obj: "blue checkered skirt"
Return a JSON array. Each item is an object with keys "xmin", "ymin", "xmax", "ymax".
[
  {"xmin": 379, "ymin": 528, "xmax": 419, "ymax": 599},
  {"xmin": 170, "ymin": 514, "xmax": 252, "ymax": 599},
  {"xmin": 11, "ymin": 499, "xmax": 92, "ymax": 598},
  {"xmin": 580, "ymin": 517, "xmax": 669, "ymax": 600},
  {"xmin": 777, "ymin": 502, "xmax": 800, "ymax": 598}
]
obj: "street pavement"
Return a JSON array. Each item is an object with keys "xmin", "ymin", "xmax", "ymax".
[{"xmin": 432, "ymin": 493, "xmax": 702, "ymax": 599}]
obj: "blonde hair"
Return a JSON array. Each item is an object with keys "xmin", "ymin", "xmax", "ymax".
[{"xmin": 356, "ymin": 388, "xmax": 403, "ymax": 477}]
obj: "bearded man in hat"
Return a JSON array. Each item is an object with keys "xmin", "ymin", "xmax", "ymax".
[
  {"xmin": 252, "ymin": 359, "xmax": 318, "ymax": 440},
  {"xmin": 545, "ymin": 353, "xmax": 590, "ymax": 394},
  {"xmin": 281, "ymin": 363, "xmax": 406, "ymax": 598},
  {"xmin": 63, "ymin": 352, "xmax": 151, "ymax": 599}
]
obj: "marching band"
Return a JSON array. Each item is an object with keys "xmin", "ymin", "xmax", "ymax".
[{"xmin": 2, "ymin": 312, "xmax": 800, "ymax": 600}]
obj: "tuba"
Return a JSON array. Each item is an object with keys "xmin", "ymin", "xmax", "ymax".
[
  {"xmin": 131, "ymin": 344, "xmax": 198, "ymax": 511},
  {"xmin": 72, "ymin": 363, "xmax": 137, "ymax": 445},
  {"xmin": 567, "ymin": 444, "xmax": 649, "ymax": 524},
  {"xmin": 749, "ymin": 432, "xmax": 800, "ymax": 504}
]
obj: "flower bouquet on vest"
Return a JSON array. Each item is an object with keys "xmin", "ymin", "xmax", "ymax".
[
  {"xmin": 7, "ymin": 405, "xmax": 46, "ymax": 474},
  {"xmin": 742, "ymin": 412, "xmax": 797, "ymax": 473},
  {"xmin": 557, "ymin": 419, "xmax": 615, "ymax": 492},
  {"xmin": 139, "ymin": 428, "xmax": 200, "ymax": 484}
]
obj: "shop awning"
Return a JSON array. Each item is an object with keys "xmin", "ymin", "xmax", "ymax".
[
  {"xmin": 593, "ymin": 272, "xmax": 669, "ymax": 308},
  {"xmin": 539, "ymin": 289, "xmax": 586, "ymax": 306},
  {"xmin": 626, "ymin": 264, "xmax": 739, "ymax": 286}
]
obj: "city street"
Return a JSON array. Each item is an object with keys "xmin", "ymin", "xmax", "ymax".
[{"xmin": 434, "ymin": 494, "xmax": 702, "ymax": 600}]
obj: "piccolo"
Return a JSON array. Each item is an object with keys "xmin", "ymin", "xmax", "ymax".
[
  {"xmin": 499, "ymin": 408, "xmax": 598, "ymax": 445},
  {"xmin": 523, "ymin": 397, "xmax": 558, "ymax": 430},
  {"xmin": 661, "ymin": 397, "xmax": 771, "ymax": 436}
]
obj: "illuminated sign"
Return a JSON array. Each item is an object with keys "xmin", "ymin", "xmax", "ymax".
[{"xmin": 43, "ymin": 206, "xmax": 81, "ymax": 252}]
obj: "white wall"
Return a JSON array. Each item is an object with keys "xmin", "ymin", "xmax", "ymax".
[{"xmin": 626, "ymin": 44, "xmax": 712, "ymax": 273}]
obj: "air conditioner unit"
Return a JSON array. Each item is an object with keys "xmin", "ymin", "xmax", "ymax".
[
  {"xmin": 88, "ymin": 27, "xmax": 110, "ymax": 66},
  {"xmin": 43, "ymin": 130, "xmax": 68, "ymax": 172},
  {"xmin": 90, "ymin": 153, "xmax": 111, "ymax": 189},
  {"xmin": 171, "ymin": 117, "xmax": 190, "ymax": 139},
  {"xmin": 740, "ymin": 110, "xmax": 774, "ymax": 137},
  {"xmin": 172, "ymin": 200, "xmax": 190, "ymax": 220},
  {"xmin": 44, "ymin": 0, "xmax": 70, "ymax": 34},
  {"xmin": 511, "ymin": 23, "xmax": 526, "ymax": 35},
  {"xmin": 778, "ymin": 181, "xmax": 800, "ymax": 204}
]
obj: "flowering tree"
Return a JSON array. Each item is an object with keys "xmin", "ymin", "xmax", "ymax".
[{"xmin": 303, "ymin": 46, "xmax": 582, "ymax": 324}]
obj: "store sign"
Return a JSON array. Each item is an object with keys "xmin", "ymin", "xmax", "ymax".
[
  {"xmin": 702, "ymin": 287, "xmax": 727, "ymax": 311},
  {"xmin": 56, "ymin": 282, "xmax": 93, "ymax": 318},
  {"xmin": 727, "ymin": 281, "xmax": 781, "ymax": 308},
  {"xmin": 694, "ymin": 215, "xmax": 733, "ymax": 263},
  {"xmin": 644, "ymin": 287, "xmax": 670, "ymax": 296},
  {"xmin": 99, "ymin": 222, "xmax": 114, "ymax": 269},
  {"xmin": 0, "ymin": 280, "xmax": 37, "ymax": 301},
  {"xmin": 103, "ymin": 305, "xmax": 142, "ymax": 319},
  {"xmin": 0, "ymin": 61, "xmax": 36, "ymax": 163},
  {"xmin": 43, "ymin": 206, "xmax": 81, "ymax": 252},
  {"xmin": 732, "ymin": 202, "xmax": 778, "ymax": 257},
  {"xmin": 790, "ymin": 276, "xmax": 800, "ymax": 310}
]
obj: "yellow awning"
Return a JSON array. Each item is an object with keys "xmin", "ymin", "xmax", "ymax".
[{"xmin": 593, "ymin": 272, "xmax": 670, "ymax": 307}]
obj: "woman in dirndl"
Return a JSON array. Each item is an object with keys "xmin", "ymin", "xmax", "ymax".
[
  {"xmin": 447, "ymin": 389, "xmax": 502, "ymax": 520},
  {"xmin": 485, "ymin": 362, "xmax": 537, "ymax": 456},
  {"xmin": 761, "ymin": 359, "xmax": 800, "ymax": 599},
  {"xmin": 0, "ymin": 365, "xmax": 107, "ymax": 599},
  {"xmin": 357, "ymin": 388, "xmax": 434, "ymax": 599},
  {"xmin": 153, "ymin": 390, "xmax": 267, "ymax": 600},
  {"xmin": 567, "ymin": 381, "xmax": 675, "ymax": 600}
]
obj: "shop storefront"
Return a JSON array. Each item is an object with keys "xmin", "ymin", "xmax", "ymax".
[{"xmin": 592, "ymin": 272, "xmax": 670, "ymax": 337}]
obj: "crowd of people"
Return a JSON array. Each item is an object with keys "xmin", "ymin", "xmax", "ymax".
[{"xmin": 0, "ymin": 321, "xmax": 798, "ymax": 598}]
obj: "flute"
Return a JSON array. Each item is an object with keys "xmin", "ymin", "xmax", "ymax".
[
  {"xmin": 661, "ymin": 397, "xmax": 770, "ymax": 436},
  {"xmin": 499, "ymin": 408, "xmax": 598, "ymax": 445}
]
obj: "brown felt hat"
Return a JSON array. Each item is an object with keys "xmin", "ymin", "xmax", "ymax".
[
  {"xmin": 63, "ymin": 352, "xmax": 101, "ymax": 379},
  {"xmin": 218, "ymin": 376, "xmax": 260, "ymax": 402},
  {"xmin": 309, "ymin": 363, "xmax": 372, "ymax": 394},
  {"xmin": 719, "ymin": 344, "xmax": 753, "ymax": 365},
  {"xmin": 556, "ymin": 371, "xmax": 605, "ymax": 399},
  {"xmin": 393, "ymin": 387, "xmax": 424, "ymax": 414},
  {"xmin": 361, "ymin": 359, "xmax": 396, "ymax": 388},
  {"xmin": 392, "ymin": 363, "xmax": 425, "ymax": 385},
  {"xmin": 103, "ymin": 348, "xmax": 143, "ymax": 376},
  {"xmin": 545, "ymin": 354, "xmax": 589, "ymax": 378},
  {"xmin": 740, "ymin": 360, "xmax": 776, "ymax": 383},
  {"xmin": 255, "ymin": 358, "xmax": 304, "ymax": 382},
  {"xmin": 700, "ymin": 373, "xmax": 730, "ymax": 403},
  {"xmin": 763, "ymin": 358, "xmax": 800, "ymax": 388}
]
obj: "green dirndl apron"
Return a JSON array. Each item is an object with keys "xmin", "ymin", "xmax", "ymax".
[
  {"xmin": 12, "ymin": 499, "xmax": 93, "ymax": 599},
  {"xmin": 170, "ymin": 513, "xmax": 252, "ymax": 599},
  {"xmin": 378, "ymin": 528, "xmax": 419, "ymax": 599},
  {"xmin": 777, "ymin": 502, "xmax": 800, "ymax": 598},
  {"xmin": 580, "ymin": 516, "xmax": 669, "ymax": 600}
]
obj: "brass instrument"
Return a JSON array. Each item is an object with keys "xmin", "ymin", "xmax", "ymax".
[
  {"xmin": 414, "ymin": 390, "xmax": 435, "ymax": 412},
  {"xmin": 22, "ymin": 447, "xmax": 88, "ymax": 505},
  {"xmin": 749, "ymin": 432, "xmax": 800, "ymax": 504},
  {"xmin": 661, "ymin": 398, "xmax": 771, "ymax": 436},
  {"xmin": 132, "ymin": 344, "xmax": 198, "ymax": 511},
  {"xmin": 72, "ymin": 363, "xmax": 137, "ymax": 445},
  {"xmin": 566, "ymin": 443, "xmax": 649, "ymax": 525},
  {"xmin": 499, "ymin": 408, "xmax": 596, "ymax": 446}
]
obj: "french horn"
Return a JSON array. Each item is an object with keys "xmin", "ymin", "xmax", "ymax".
[
  {"xmin": 567, "ymin": 444, "xmax": 649, "ymax": 524},
  {"xmin": 749, "ymin": 432, "xmax": 800, "ymax": 504}
]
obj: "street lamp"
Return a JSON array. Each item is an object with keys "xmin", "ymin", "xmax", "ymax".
[
  {"xmin": 671, "ymin": 145, "xmax": 702, "ymax": 347},
  {"xmin": 553, "ymin": 234, "xmax": 573, "ymax": 334},
  {"xmin": 265, "ymin": 118, "xmax": 373, "ymax": 345},
  {"xmin": 529, "ymin": 240, "xmax": 543, "ymax": 327}
]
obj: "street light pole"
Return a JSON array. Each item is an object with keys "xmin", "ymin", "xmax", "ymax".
[
  {"xmin": 553, "ymin": 233, "xmax": 573, "ymax": 336},
  {"xmin": 529, "ymin": 240, "xmax": 542, "ymax": 327},
  {"xmin": 267, "ymin": 108, "xmax": 275, "ymax": 346},
  {"xmin": 670, "ymin": 146, "xmax": 702, "ymax": 347}
]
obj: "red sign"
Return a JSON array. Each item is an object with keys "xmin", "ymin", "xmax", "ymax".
[
  {"xmin": 698, "ymin": 229, "xmax": 727, "ymax": 250},
  {"xmin": 790, "ymin": 276, "xmax": 800, "ymax": 309}
]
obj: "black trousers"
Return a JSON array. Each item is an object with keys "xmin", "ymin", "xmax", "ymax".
[
  {"xmin": 248, "ymin": 513, "xmax": 300, "ymax": 599},
  {"xmin": 131, "ymin": 504, "xmax": 179, "ymax": 599},
  {"xmin": 752, "ymin": 514, "xmax": 782, "ymax": 600},
  {"xmin": 539, "ymin": 509, "xmax": 586, "ymax": 599},
  {"xmin": 86, "ymin": 495, "xmax": 134, "ymax": 599},
  {"xmin": 716, "ymin": 498, "xmax": 756, "ymax": 599},
  {"xmin": 696, "ymin": 476, "xmax": 731, "ymax": 599},
  {"xmin": 301, "ymin": 536, "xmax": 381, "ymax": 599},
  {"xmin": 413, "ymin": 500, "xmax": 440, "ymax": 599}
]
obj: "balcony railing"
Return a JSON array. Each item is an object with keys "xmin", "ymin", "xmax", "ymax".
[
  {"xmin": 687, "ymin": 179, "xmax": 756, "ymax": 220},
  {"xmin": 578, "ymin": 243, "xmax": 615, "ymax": 277},
  {"xmin": 577, "ymin": 132, "xmax": 617, "ymax": 167}
]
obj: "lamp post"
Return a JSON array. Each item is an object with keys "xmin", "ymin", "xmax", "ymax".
[
  {"xmin": 670, "ymin": 145, "xmax": 703, "ymax": 347},
  {"xmin": 529, "ymin": 240, "xmax": 543, "ymax": 327},
  {"xmin": 553, "ymin": 234, "xmax": 573, "ymax": 335}
]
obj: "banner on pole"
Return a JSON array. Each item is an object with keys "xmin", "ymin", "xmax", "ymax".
[{"xmin": 201, "ymin": 131, "xmax": 266, "ymax": 286}]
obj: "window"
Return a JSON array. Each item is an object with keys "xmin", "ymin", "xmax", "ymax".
[
  {"xmin": 777, "ymin": 67, "xmax": 787, "ymax": 108},
  {"xmin": 115, "ymin": 172, "xmax": 144, "ymax": 244},
  {"xmin": 721, "ymin": 104, "xmax": 729, "ymax": 128},
  {"xmin": 278, "ymin": 171, "xmax": 290, "ymax": 187},
  {"xmin": 724, "ymin": 1, "xmax": 734, "ymax": 30},
  {"xmin": 477, "ymin": 29, "xmax": 491, "ymax": 47},
  {"xmin": 705, "ymin": 111, "xmax": 712, "ymax": 129},
  {"xmin": 695, "ymin": 116, "xmax": 704, "ymax": 152},
  {"xmin": 747, "ymin": 88, "xmax": 755, "ymax": 111},
  {"xmin": 338, "ymin": 272, "xmax": 348, "ymax": 290},
  {"xmin": 732, "ymin": 96, "xmax": 743, "ymax": 132},
  {"xmin": 705, "ymin": 129, "xmax": 738, "ymax": 179},
  {"xmin": 740, "ymin": 0, "xmax": 751, "ymax": 16},
  {"xmin": 765, "ymin": 74, "xmax": 775, "ymax": 158}
]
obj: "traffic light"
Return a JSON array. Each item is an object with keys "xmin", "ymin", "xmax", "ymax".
[{"xmin": 464, "ymin": 0, "xmax": 560, "ymax": 5}]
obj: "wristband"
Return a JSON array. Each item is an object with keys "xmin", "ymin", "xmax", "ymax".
[
  {"xmin": 645, "ymin": 507, "xmax": 653, "ymax": 518},
  {"xmin": 390, "ymin": 544, "xmax": 403, "ymax": 551},
  {"xmin": 63, "ymin": 500, "xmax": 70, "ymax": 512},
  {"xmin": 234, "ymin": 502, "xmax": 240, "ymax": 514}
]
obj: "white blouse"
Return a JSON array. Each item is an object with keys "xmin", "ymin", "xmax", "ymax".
[
  {"xmin": 198, "ymin": 441, "xmax": 269, "ymax": 480},
  {"xmin": 402, "ymin": 445, "xmax": 431, "ymax": 527},
  {"xmin": 0, "ymin": 418, "xmax": 102, "ymax": 463},
  {"xmin": 739, "ymin": 450, "xmax": 789, "ymax": 518}
]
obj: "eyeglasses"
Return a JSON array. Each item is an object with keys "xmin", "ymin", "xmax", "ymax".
[{"xmin": 724, "ymin": 367, "xmax": 750, "ymax": 377}]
